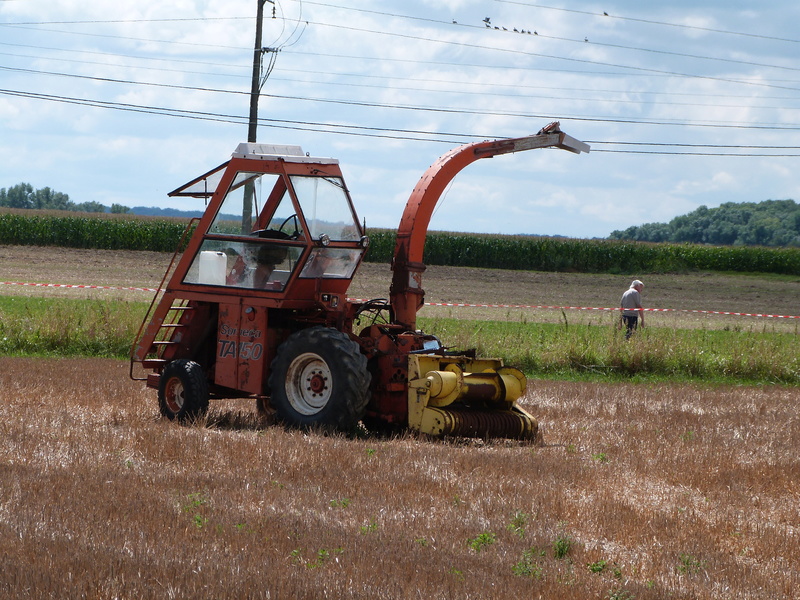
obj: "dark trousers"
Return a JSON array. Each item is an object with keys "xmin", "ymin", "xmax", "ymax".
[{"xmin": 622, "ymin": 315, "xmax": 638, "ymax": 339}]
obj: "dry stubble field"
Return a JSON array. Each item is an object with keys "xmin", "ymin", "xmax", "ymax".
[{"xmin": 0, "ymin": 245, "xmax": 799, "ymax": 599}]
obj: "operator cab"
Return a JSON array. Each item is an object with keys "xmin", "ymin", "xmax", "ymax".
[{"xmin": 168, "ymin": 143, "xmax": 368, "ymax": 303}]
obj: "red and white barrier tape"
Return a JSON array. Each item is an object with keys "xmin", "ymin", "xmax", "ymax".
[
  {"xmin": 3, "ymin": 280, "xmax": 798, "ymax": 320},
  {"xmin": 421, "ymin": 301, "xmax": 800, "ymax": 320},
  {"xmin": 1, "ymin": 281, "xmax": 158, "ymax": 293}
]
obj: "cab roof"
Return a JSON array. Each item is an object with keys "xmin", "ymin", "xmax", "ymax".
[{"xmin": 168, "ymin": 143, "xmax": 340, "ymax": 198}]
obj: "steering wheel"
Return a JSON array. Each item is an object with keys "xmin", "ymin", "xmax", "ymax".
[{"xmin": 278, "ymin": 214, "xmax": 300, "ymax": 239}]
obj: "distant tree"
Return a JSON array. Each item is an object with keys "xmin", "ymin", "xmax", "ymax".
[
  {"xmin": 72, "ymin": 201, "xmax": 107, "ymax": 213},
  {"xmin": 110, "ymin": 204, "xmax": 132, "ymax": 214},
  {"xmin": 609, "ymin": 199, "xmax": 800, "ymax": 247},
  {"xmin": 637, "ymin": 222, "xmax": 671, "ymax": 243},
  {"xmin": 34, "ymin": 186, "xmax": 73, "ymax": 210},
  {"xmin": 0, "ymin": 183, "xmax": 35, "ymax": 209}
]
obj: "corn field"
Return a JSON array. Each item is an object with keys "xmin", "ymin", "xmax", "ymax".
[
  {"xmin": 0, "ymin": 210, "xmax": 192, "ymax": 252},
  {"xmin": 366, "ymin": 230, "xmax": 800, "ymax": 275},
  {"xmin": 2, "ymin": 210, "xmax": 799, "ymax": 275}
]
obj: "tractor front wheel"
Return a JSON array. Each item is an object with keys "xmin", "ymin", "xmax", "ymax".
[
  {"xmin": 269, "ymin": 327, "xmax": 370, "ymax": 431},
  {"xmin": 158, "ymin": 359, "xmax": 209, "ymax": 422}
]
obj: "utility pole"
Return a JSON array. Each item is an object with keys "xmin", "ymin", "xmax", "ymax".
[
  {"xmin": 247, "ymin": 0, "xmax": 268, "ymax": 144},
  {"xmin": 243, "ymin": 0, "xmax": 269, "ymax": 232}
]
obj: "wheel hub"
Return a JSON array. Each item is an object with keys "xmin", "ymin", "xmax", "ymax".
[
  {"xmin": 164, "ymin": 378, "xmax": 185, "ymax": 414},
  {"xmin": 307, "ymin": 371, "xmax": 328, "ymax": 395},
  {"xmin": 285, "ymin": 352, "xmax": 332, "ymax": 415}
]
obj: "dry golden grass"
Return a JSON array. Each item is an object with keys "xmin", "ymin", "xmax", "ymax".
[{"xmin": 0, "ymin": 358, "xmax": 797, "ymax": 599}]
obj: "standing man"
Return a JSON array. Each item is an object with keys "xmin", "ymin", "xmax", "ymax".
[{"xmin": 620, "ymin": 279, "xmax": 645, "ymax": 339}]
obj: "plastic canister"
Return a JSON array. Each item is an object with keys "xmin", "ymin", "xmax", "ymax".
[{"xmin": 198, "ymin": 251, "xmax": 227, "ymax": 286}]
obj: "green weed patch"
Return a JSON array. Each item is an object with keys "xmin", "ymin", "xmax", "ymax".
[{"xmin": 0, "ymin": 296, "xmax": 146, "ymax": 357}]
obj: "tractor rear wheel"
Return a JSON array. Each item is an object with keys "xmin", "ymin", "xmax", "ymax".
[
  {"xmin": 158, "ymin": 359, "xmax": 209, "ymax": 422},
  {"xmin": 269, "ymin": 327, "xmax": 370, "ymax": 431}
]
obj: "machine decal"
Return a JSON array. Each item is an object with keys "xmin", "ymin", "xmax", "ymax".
[
  {"xmin": 219, "ymin": 323, "xmax": 263, "ymax": 339},
  {"xmin": 218, "ymin": 340, "xmax": 264, "ymax": 360}
]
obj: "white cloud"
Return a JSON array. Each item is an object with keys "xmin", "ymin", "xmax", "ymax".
[{"xmin": 1, "ymin": 1, "xmax": 799, "ymax": 240}]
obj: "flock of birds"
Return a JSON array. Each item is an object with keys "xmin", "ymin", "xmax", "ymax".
[{"xmin": 446, "ymin": 13, "xmax": 612, "ymax": 40}]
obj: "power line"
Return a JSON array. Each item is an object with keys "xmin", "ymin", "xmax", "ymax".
[
  {"xmin": 0, "ymin": 50, "xmax": 249, "ymax": 80},
  {"xmin": 3, "ymin": 86, "xmax": 800, "ymax": 155},
  {"xmin": 593, "ymin": 149, "xmax": 800, "ymax": 157},
  {"xmin": 0, "ymin": 64, "xmax": 249, "ymax": 96},
  {"xmin": 492, "ymin": 0, "xmax": 800, "ymax": 45},
  {"xmin": 4, "ymin": 61, "xmax": 800, "ymax": 131},
  {"xmin": 7, "ymin": 0, "xmax": 798, "ymax": 48},
  {"xmin": 0, "ymin": 22, "xmax": 248, "ymax": 52},
  {"xmin": 5, "ymin": 6, "xmax": 800, "ymax": 88},
  {"xmin": 9, "ymin": 33, "xmax": 800, "ymax": 91},
  {"xmin": 0, "ymin": 16, "xmax": 250, "ymax": 25},
  {"xmin": 3, "ymin": 4, "xmax": 800, "ymax": 156},
  {"xmin": 588, "ymin": 141, "xmax": 800, "ymax": 149},
  {"xmin": 0, "ymin": 87, "xmax": 469, "ymax": 144},
  {"xmin": 261, "ymin": 91, "xmax": 800, "ymax": 130},
  {"xmin": 293, "ymin": 1, "xmax": 800, "ymax": 74},
  {"xmin": 8, "ymin": 60, "xmax": 800, "ymax": 119},
  {"xmin": 303, "ymin": 19, "xmax": 800, "ymax": 94},
  {"xmin": 0, "ymin": 40, "xmax": 250, "ymax": 71},
  {"xmin": 266, "ymin": 71, "xmax": 800, "ymax": 112}
]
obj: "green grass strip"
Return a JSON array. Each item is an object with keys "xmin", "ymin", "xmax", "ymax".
[
  {"xmin": 418, "ymin": 316, "xmax": 800, "ymax": 385},
  {"xmin": 0, "ymin": 296, "xmax": 146, "ymax": 358},
  {"xmin": 1, "ymin": 296, "xmax": 797, "ymax": 384}
]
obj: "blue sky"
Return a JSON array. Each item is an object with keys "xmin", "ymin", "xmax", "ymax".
[{"xmin": 1, "ymin": 0, "xmax": 799, "ymax": 238}]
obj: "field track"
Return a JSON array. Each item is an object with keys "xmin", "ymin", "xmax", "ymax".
[
  {"xmin": 0, "ymin": 357, "xmax": 798, "ymax": 598},
  {"xmin": 2, "ymin": 244, "xmax": 799, "ymax": 330}
]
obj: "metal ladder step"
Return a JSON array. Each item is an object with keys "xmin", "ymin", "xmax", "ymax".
[{"xmin": 142, "ymin": 358, "xmax": 167, "ymax": 369}]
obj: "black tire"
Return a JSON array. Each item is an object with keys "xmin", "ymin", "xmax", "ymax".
[
  {"xmin": 158, "ymin": 359, "xmax": 209, "ymax": 422},
  {"xmin": 269, "ymin": 327, "xmax": 370, "ymax": 431}
]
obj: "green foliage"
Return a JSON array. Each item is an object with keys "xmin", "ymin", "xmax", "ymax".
[
  {"xmin": 291, "ymin": 547, "xmax": 343, "ymax": 569},
  {"xmin": 588, "ymin": 559, "xmax": 608, "ymax": 573},
  {"xmin": 365, "ymin": 228, "xmax": 800, "ymax": 275},
  {"xmin": 552, "ymin": 534, "xmax": 572, "ymax": 559},
  {"xmin": 0, "ymin": 296, "xmax": 144, "ymax": 357},
  {"xmin": 0, "ymin": 210, "xmax": 193, "ymax": 252},
  {"xmin": 419, "ymin": 316, "xmax": 800, "ymax": 384},
  {"xmin": 610, "ymin": 199, "xmax": 800, "ymax": 247},
  {"xmin": 359, "ymin": 518, "xmax": 378, "ymax": 535},
  {"xmin": 677, "ymin": 553, "xmax": 707, "ymax": 575},
  {"xmin": 2, "ymin": 208, "xmax": 799, "ymax": 274},
  {"xmin": 1, "ymin": 295, "xmax": 797, "ymax": 385},
  {"xmin": 182, "ymin": 492, "xmax": 209, "ymax": 529},
  {"xmin": 506, "ymin": 511, "xmax": 529, "ymax": 538},
  {"xmin": 1, "ymin": 183, "xmax": 71, "ymax": 210},
  {"xmin": 0, "ymin": 183, "xmax": 115, "ymax": 214},
  {"xmin": 467, "ymin": 532, "xmax": 496, "ymax": 552},
  {"xmin": 606, "ymin": 588, "xmax": 635, "ymax": 600},
  {"xmin": 448, "ymin": 567, "xmax": 465, "ymax": 580},
  {"xmin": 512, "ymin": 548, "xmax": 545, "ymax": 578}
]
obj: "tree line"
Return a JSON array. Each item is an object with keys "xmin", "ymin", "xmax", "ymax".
[
  {"xmin": 5, "ymin": 182, "xmax": 799, "ymax": 249},
  {"xmin": 0, "ymin": 182, "xmax": 131, "ymax": 214},
  {"xmin": 609, "ymin": 199, "xmax": 800, "ymax": 247}
]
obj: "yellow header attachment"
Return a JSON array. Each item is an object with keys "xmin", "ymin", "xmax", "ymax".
[{"xmin": 407, "ymin": 354, "xmax": 537, "ymax": 440}]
